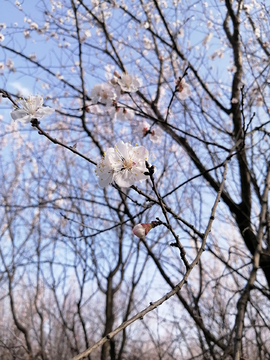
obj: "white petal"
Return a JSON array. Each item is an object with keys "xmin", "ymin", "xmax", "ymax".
[
  {"xmin": 35, "ymin": 106, "xmax": 55, "ymax": 118},
  {"xmin": 115, "ymin": 140, "xmax": 130, "ymax": 160},
  {"xmin": 132, "ymin": 145, "xmax": 149, "ymax": 160},
  {"xmin": 131, "ymin": 166, "xmax": 148, "ymax": 181},
  {"xmin": 98, "ymin": 172, "xmax": 114, "ymax": 188},
  {"xmin": 114, "ymin": 170, "xmax": 135, "ymax": 187},
  {"xmin": 10, "ymin": 109, "xmax": 30, "ymax": 122}
]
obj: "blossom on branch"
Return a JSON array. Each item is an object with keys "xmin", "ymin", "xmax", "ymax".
[
  {"xmin": 10, "ymin": 95, "xmax": 55, "ymax": 124},
  {"xmin": 176, "ymin": 78, "xmax": 191, "ymax": 100},
  {"xmin": 95, "ymin": 140, "xmax": 151, "ymax": 188},
  {"xmin": 90, "ymin": 83, "xmax": 116, "ymax": 106},
  {"xmin": 117, "ymin": 73, "xmax": 142, "ymax": 93},
  {"xmin": 139, "ymin": 121, "xmax": 162, "ymax": 143},
  {"xmin": 116, "ymin": 107, "xmax": 134, "ymax": 121}
]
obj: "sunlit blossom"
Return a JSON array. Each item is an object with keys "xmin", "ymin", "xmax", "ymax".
[
  {"xmin": 95, "ymin": 140, "xmax": 151, "ymax": 188},
  {"xmin": 29, "ymin": 53, "xmax": 37, "ymax": 61},
  {"xmin": 10, "ymin": 95, "xmax": 55, "ymax": 124},
  {"xmin": 202, "ymin": 32, "xmax": 213, "ymax": 46},
  {"xmin": 176, "ymin": 78, "xmax": 191, "ymax": 100},
  {"xmin": 30, "ymin": 22, "xmax": 38, "ymax": 30},
  {"xmin": 24, "ymin": 29, "xmax": 30, "ymax": 38},
  {"xmin": 139, "ymin": 121, "xmax": 162, "ymax": 143},
  {"xmin": 90, "ymin": 83, "xmax": 116, "ymax": 106},
  {"xmin": 117, "ymin": 73, "xmax": 142, "ymax": 93},
  {"xmin": 116, "ymin": 107, "xmax": 134, "ymax": 121},
  {"xmin": 6, "ymin": 59, "xmax": 14, "ymax": 70},
  {"xmin": 56, "ymin": 72, "xmax": 64, "ymax": 80}
]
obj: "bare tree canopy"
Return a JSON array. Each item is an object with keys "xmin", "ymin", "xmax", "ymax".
[{"xmin": 0, "ymin": 0, "xmax": 270, "ymax": 359}]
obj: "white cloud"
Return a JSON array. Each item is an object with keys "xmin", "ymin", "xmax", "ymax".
[{"xmin": 10, "ymin": 82, "xmax": 31, "ymax": 96}]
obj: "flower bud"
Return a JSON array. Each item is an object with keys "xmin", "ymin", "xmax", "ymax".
[
  {"xmin": 113, "ymin": 70, "xmax": 121, "ymax": 78},
  {"xmin": 132, "ymin": 221, "xmax": 158, "ymax": 239}
]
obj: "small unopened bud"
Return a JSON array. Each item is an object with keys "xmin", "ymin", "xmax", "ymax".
[
  {"xmin": 132, "ymin": 221, "xmax": 158, "ymax": 239},
  {"xmin": 113, "ymin": 70, "xmax": 121, "ymax": 78}
]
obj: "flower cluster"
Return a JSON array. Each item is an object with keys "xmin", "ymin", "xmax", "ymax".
[
  {"xmin": 10, "ymin": 95, "xmax": 55, "ymax": 124},
  {"xmin": 89, "ymin": 72, "xmax": 143, "ymax": 123},
  {"xmin": 95, "ymin": 140, "xmax": 151, "ymax": 188},
  {"xmin": 90, "ymin": 72, "xmax": 142, "ymax": 108}
]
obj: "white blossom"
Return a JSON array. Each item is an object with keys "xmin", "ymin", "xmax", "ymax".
[
  {"xmin": 84, "ymin": 29, "xmax": 91, "ymax": 38},
  {"xmin": 29, "ymin": 53, "xmax": 37, "ymax": 61},
  {"xmin": 109, "ymin": 77, "xmax": 122, "ymax": 99},
  {"xmin": 6, "ymin": 59, "xmax": 14, "ymax": 70},
  {"xmin": 30, "ymin": 22, "xmax": 39, "ymax": 30},
  {"xmin": 243, "ymin": 4, "xmax": 253, "ymax": 12},
  {"xmin": 176, "ymin": 78, "xmax": 191, "ymax": 100},
  {"xmin": 90, "ymin": 83, "xmax": 116, "ymax": 105},
  {"xmin": 139, "ymin": 121, "xmax": 162, "ymax": 143},
  {"xmin": 56, "ymin": 72, "xmax": 64, "ymax": 80},
  {"xmin": 50, "ymin": 32, "xmax": 58, "ymax": 39},
  {"xmin": 0, "ymin": 34, "xmax": 5, "ymax": 42},
  {"xmin": 116, "ymin": 107, "xmax": 134, "ymax": 121},
  {"xmin": 95, "ymin": 140, "xmax": 151, "ymax": 188},
  {"xmin": 254, "ymin": 28, "xmax": 260, "ymax": 38},
  {"xmin": 178, "ymin": 28, "xmax": 184, "ymax": 37},
  {"xmin": 256, "ymin": 96, "xmax": 263, "ymax": 107},
  {"xmin": 67, "ymin": 9, "xmax": 74, "ymax": 18},
  {"xmin": 10, "ymin": 95, "xmax": 55, "ymax": 124},
  {"xmin": 24, "ymin": 29, "xmax": 30, "ymax": 38},
  {"xmin": 202, "ymin": 32, "xmax": 213, "ymax": 46},
  {"xmin": 117, "ymin": 73, "xmax": 142, "ymax": 93}
]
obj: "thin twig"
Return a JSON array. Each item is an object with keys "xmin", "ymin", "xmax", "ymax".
[{"xmin": 31, "ymin": 120, "xmax": 97, "ymax": 166}]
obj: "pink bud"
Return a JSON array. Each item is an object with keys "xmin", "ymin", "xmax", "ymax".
[
  {"xmin": 132, "ymin": 223, "xmax": 154, "ymax": 238},
  {"xmin": 113, "ymin": 70, "xmax": 121, "ymax": 78}
]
